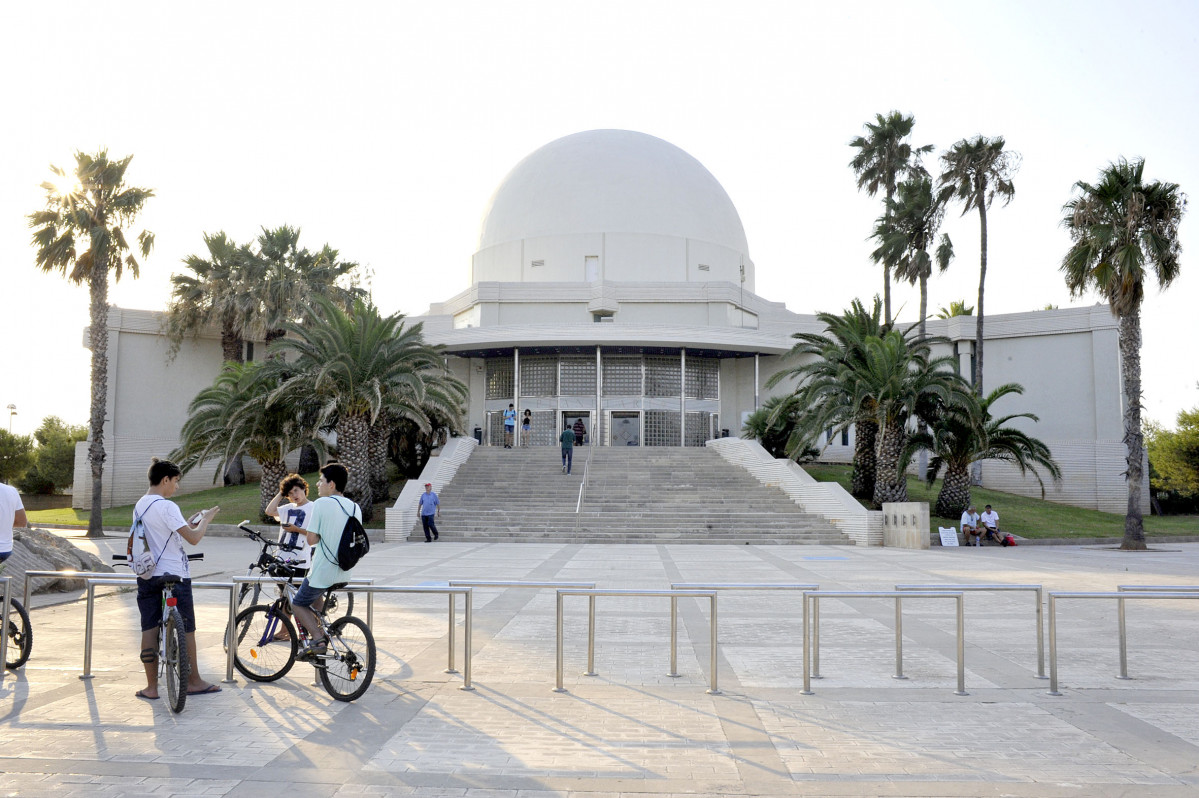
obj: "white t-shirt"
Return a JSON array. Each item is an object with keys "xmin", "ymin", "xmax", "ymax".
[
  {"xmin": 275, "ymin": 501, "xmax": 314, "ymax": 568},
  {"xmin": 960, "ymin": 510, "xmax": 980, "ymax": 530},
  {"xmin": 980, "ymin": 510, "xmax": 999, "ymax": 530},
  {"xmin": 132, "ymin": 494, "xmax": 191, "ymax": 579},
  {"xmin": 0, "ymin": 482, "xmax": 24, "ymax": 553}
]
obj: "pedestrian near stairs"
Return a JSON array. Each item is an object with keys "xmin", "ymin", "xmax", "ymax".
[
  {"xmin": 559, "ymin": 426, "xmax": 575, "ymax": 474},
  {"xmin": 419, "ymin": 482, "xmax": 440, "ymax": 541}
]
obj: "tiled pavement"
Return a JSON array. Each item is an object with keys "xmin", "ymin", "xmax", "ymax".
[{"xmin": 4, "ymin": 535, "xmax": 1199, "ymax": 797}]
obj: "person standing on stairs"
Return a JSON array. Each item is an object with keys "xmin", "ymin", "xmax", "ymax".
[
  {"xmin": 419, "ymin": 482, "xmax": 441, "ymax": 542},
  {"xmin": 559, "ymin": 425, "xmax": 575, "ymax": 474},
  {"xmin": 503, "ymin": 404, "xmax": 516, "ymax": 448}
]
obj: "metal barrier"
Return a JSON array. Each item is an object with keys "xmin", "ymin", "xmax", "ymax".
[
  {"xmin": 671, "ymin": 583, "xmax": 818, "ymax": 680},
  {"xmin": 224, "ymin": 577, "xmax": 473, "ymax": 689},
  {"xmin": 1117, "ymin": 585, "xmax": 1199, "ymax": 679},
  {"xmin": 802, "ymin": 590, "xmax": 967, "ymax": 696},
  {"xmin": 0, "ymin": 576, "xmax": 9, "ymax": 680},
  {"xmin": 555, "ymin": 588, "xmax": 720, "ymax": 694},
  {"xmin": 896, "ymin": 583, "xmax": 1046, "ymax": 679},
  {"xmin": 1047, "ymin": 590, "xmax": 1199, "ymax": 695},
  {"xmin": 23, "ymin": 569, "xmax": 132, "ymax": 609}
]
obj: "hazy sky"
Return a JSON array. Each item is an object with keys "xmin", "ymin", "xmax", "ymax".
[{"xmin": 3, "ymin": 0, "xmax": 1197, "ymax": 437}]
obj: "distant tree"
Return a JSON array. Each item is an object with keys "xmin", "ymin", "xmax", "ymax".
[
  {"xmin": 939, "ymin": 136, "xmax": 1019, "ymax": 400},
  {"xmin": 850, "ymin": 112, "xmax": 933, "ymax": 323},
  {"xmin": 742, "ymin": 395, "xmax": 810, "ymax": 460},
  {"xmin": 1041, "ymin": 304, "xmax": 1059, "ymax": 311},
  {"xmin": 1061, "ymin": 157, "xmax": 1187, "ymax": 550},
  {"xmin": 0, "ymin": 431, "xmax": 35, "ymax": 484},
  {"xmin": 28, "ymin": 150, "xmax": 154, "ymax": 537},
  {"xmin": 935, "ymin": 300, "xmax": 974, "ymax": 318},
  {"xmin": 1145, "ymin": 408, "xmax": 1199, "ymax": 497},
  {"xmin": 165, "ymin": 231, "xmax": 256, "ymax": 363},
  {"xmin": 15, "ymin": 417, "xmax": 87, "ymax": 494}
]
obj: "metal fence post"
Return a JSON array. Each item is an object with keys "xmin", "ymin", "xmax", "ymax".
[
  {"xmin": 445, "ymin": 592, "xmax": 457, "ymax": 674},
  {"xmin": 1117, "ymin": 593, "xmax": 1130, "ymax": 679},
  {"xmin": 1048, "ymin": 594, "xmax": 1060, "ymax": 696},
  {"xmin": 1035, "ymin": 587, "xmax": 1046, "ymax": 679},
  {"xmin": 668, "ymin": 595, "xmax": 678, "ymax": 677},
  {"xmin": 586, "ymin": 595, "xmax": 596, "ymax": 676},
  {"xmin": 224, "ymin": 580, "xmax": 240, "ymax": 684},
  {"xmin": 0, "ymin": 577, "xmax": 9, "ymax": 681},
  {"xmin": 801, "ymin": 592, "xmax": 812, "ymax": 695},
  {"xmin": 812, "ymin": 595, "xmax": 821, "ymax": 679},
  {"xmin": 955, "ymin": 594, "xmax": 967, "ymax": 696},
  {"xmin": 460, "ymin": 589, "xmax": 473, "ymax": 691},
  {"xmin": 80, "ymin": 580, "xmax": 97, "ymax": 680},
  {"xmin": 893, "ymin": 596, "xmax": 906, "ymax": 680},
  {"xmin": 554, "ymin": 590, "xmax": 566, "ymax": 693},
  {"xmin": 707, "ymin": 594, "xmax": 719, "ymax": 695}
]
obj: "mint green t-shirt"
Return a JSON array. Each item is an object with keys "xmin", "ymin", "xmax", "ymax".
[{"xmin": 306, "ymin": 494, "xmax": 361, "ymax": 589}]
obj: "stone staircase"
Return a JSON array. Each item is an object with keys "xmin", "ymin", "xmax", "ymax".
[{"xmin": 415, "ymin": 446, "xmax": 854, "ymax": 544}]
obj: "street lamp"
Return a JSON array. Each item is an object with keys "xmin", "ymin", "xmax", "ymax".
[{"xmin": 5, "ymin": 404, "xmax": 14, "ymax": 433}]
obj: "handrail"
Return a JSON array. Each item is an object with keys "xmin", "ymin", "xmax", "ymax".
[
  {"xmin": 896, "ymin": 583, "xmax": 1046, "ymax": 679},
  {"xmin": 555, "ymin": 588, "xmax": 720, "ymax": 694},
  {"xmin": 1115, "ymin": 585, "xmax": 1199, "ymax": 679},
  {"xmin": 575, "ymin": 441, "xmax": 595, "ymax": 516},
  {"xmin": 23, "ymin": 569, "xmax": 130, "ymax": 609},
  {"xmin": 801, "ymin": 590, "xmax": 967, "ymax": 696},
  {"xmin": 0, "ymin": 576, "xmax": 10, "ymax": 680},
  {"xmin": 1046, "ymin": 591, "xmax": 1199, "ymax": 695}
]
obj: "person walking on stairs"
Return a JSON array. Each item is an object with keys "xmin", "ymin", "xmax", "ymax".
[
  {"xmin": 559, "ymin": 426, "xmax": 575, "ymax": 474},
  {"xmin": 419, "ymin": 482, "xmax": 441, "ymax": 541}
]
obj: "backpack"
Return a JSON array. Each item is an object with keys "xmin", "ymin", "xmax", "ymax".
[
  {"xmin": 324, "ymin": 497, "xmax": 370, "ymax": 570},
  {"xmin": 1003, "ymin": 534, "xmax": 1017, "ymax": 547},
  {"xmin": 126, "ymin": 498, "xmax": 165, "ymax": 578}
]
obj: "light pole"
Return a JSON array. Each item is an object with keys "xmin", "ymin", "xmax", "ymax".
[{"xmin": 5, "ymin": 404, "xmax": 14, "ymax": 433}]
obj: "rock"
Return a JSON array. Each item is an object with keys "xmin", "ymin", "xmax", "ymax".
[{"xmin": 5, "ymin": 527, "xmax": 114, "ymax": 601}]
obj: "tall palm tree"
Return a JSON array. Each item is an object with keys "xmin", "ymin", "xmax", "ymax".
[
  {"xmin": 908, "ymin": 383, "xmax": 1061, "ymax": 517},
  {"xmin": 1061, "ymin": 157, "xmax": 1187, "ymax": 550},
  {"xmin": 850, "ymin": 111, "xmax": 933, "ymax": 323},
  {"xmin": 938, "ymin": 136, "xmax": 1019, "ymax": 398},
  {"xmin": 872, "ymin": 176, "xmax": 954, "ymax": 340},
  {"xmin": 269, "ymin": 297, "xmax": 466, "ymax": 521},
  {"xmin": 165, "ymin": 231, "xmax": 256, "ymax": 363},
  {"xmin": 171, "ymin": 361, "xmax": 325, "ymax": 517},
  {"xmin": 28, "ymin": 151, "xmax": 154, "ymax": 537}
]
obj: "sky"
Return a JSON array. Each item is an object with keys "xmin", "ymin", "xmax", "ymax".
[{"xmin": 2, "ymin": 0, "xmax": 1197, "ymax": 438}]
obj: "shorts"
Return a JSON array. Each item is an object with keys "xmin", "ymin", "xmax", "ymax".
[
  {"xmin": 291, "ymin": 578, "xmax": 325, "ymax": 609},
  {"xmin": 137, "ymin": 576, "xmax": 196, "ymax": 633},
  {"xmin": 0, "ymin": 550, "xmax": 11, "ymax": 563}
]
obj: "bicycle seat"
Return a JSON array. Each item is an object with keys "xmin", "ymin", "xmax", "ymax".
[
  {"xmin": 326, "ymin": 581, "xmax": 350, "ymax": 592},
  {"xmin": 159, "ymin": 574, "xmax": 184, "ymax": 586}
]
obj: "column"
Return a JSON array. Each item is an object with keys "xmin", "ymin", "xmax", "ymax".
[{"xmin": 680, "ymin": 348, "xmax": 686, "ymax": 447}]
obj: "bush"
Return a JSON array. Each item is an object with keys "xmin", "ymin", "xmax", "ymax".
[
  {"xmin": 0, "ymin": 430, "xmax": 34, "ymax": 483},
  {"xmin": 13, "ymin": 417, "xmax": 87, "ymax": 494}
]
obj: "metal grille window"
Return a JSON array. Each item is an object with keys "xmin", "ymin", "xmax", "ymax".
[
  {"xmin": 602, "ymin": 356, "xmax": 642, "ymax": 396},
  {"xmin": 520, "ymin": 356, "xmax": 557, "ymax": 397},
  {"xmin": 644, "ymin": 410, "xmax": 681, "ymax": 447},
  {"xmin": 485, "ymin": 358, "xmax": 514, "ymax": 400},
  {"xmin": 560, "ymin": 356, "xmax": 597, "ymax": 396},
  {"xmin": 644, "ymin": 355, "xmax": 680, "ymax": 397},
  {"xmin": 684, "ymin": 356, "xmax": 719, "ymax": 399},
  {"xmin": 684, "ymin": 411, "xmax": 711, "ymax": 447},
  {"xmin": 530, "ymin": 410, "xmax": 557, "ymax": 446},
  {"xmin": 487, "ymin": 412, "xmax": 506, "ymax": 446}
]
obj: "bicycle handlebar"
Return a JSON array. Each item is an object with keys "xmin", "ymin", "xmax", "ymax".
[{"xmin": 238, "ymin": 520, "xmax": 299, "ymax": 552}]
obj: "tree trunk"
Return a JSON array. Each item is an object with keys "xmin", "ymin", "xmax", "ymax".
[
  {"xmin": 850, "ymin": 418, "xmax": 878, "ymax": 500},
  {"xmin": 298, "ymin": 444, "xmax": 320, "ymax": 474},
  {"xmin": 916, "ymin": 274, "xmax": 929, "ymax": 480},
  {"xmin": 219, "ymin": 319, "xmax": 244, "ymax": 364},
  {"xmin": 971, "ymin": 195, "xmax": 988, "ymax": 487},
  {"xmin": 872, "ymin": 417, "xmax": 908, "ymax": 505},
  {"xmin": 337, "ymin": 412, "xmax": 373, "ymax": 522},
  {"xmin": 259, "ymin": 459, "xmax": 290, "ymax": 521},
  {"xmin": 86, "ymin": 270, "xmax": 109, "ymax": 538},
  {"xmin": 935, "ymin": 462, "xmax": 972, "ymax": 518},
  {"xmin": 1118, "ymin": 307, "xmax": 1147, "ymax": 550},
  {"xmin": 223, "ymin": 455, "xmax": 246, "ymax": 486},
  {"xmin": 882, "ymin": 180, "xmax": 895, "ymax": 325},
  {"xmin": 368, "ymin": 420, "xmax": 391, "ymax": 504}
]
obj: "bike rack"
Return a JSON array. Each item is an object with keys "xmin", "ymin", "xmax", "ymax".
[
  {"xmin": 1047, "ymin": 590, "xmax": 1199, "ymax": 695},
  {"xmin": 896, "ymin": 583, "xmax": 1047, "ymax": 679},
  {"xmin": 1117, "ymin": 585, "xmax": 1199, "ymax": 680},
  {"xmin": 554, "ymin": 588, "xmax": 720, "ymax": 694},
  {"xmin": 670, "ymin": 583, "xmax": 818, "ymax": 681},
  {"xmin": 801, "ymin": 590, "xmax": 967, "ymax": 696},
  {"xmin": 0, "ymin": 576, "xmax": 10, "ymax": 680},
  {"xmin": 23, "ymin": 570, "xmax": 133, "ymax": 609}
]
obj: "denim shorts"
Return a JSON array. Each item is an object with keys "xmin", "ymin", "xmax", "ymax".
[
  {"xmin": 137, "ymin": 577, "xmax": 196, "ymax": 633},
  {"xmin": 0, "ymin": 550, "xmax": 11, "ymax": 563},
  {"xmin": 291, "ymin": 578, "xmax": 325, "ymax": 609}
]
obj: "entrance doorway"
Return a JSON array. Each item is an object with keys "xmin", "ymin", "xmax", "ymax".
[
  {"xmin": 562, "ymin": 411, "xmax": 590, "ymax": 446},
  {"xmin": 609, "ymin": 411, "xmax": 640, "ymax": 446}
]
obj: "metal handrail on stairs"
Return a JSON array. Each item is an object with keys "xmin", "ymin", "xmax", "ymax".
[{"xmin": 574, "ymin": 442, "xmax": 595, "ymax": 528}]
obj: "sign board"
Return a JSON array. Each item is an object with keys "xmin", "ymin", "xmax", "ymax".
[{"xmin": 938, "ymin": 527, "xmax": 960, "ymax": 547}]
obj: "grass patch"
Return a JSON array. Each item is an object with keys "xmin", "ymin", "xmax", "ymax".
[
  {"xmin": 803, "ymin": 463, "xmax": 1199, "ymax": 539},
  {"xmin": 26, "ymin": 473, "xmax": 393, "ymax": 530}
]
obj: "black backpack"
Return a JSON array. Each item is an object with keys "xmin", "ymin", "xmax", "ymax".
[{"xmin": 324, "ymin": 497, "xmax": 370, "ymax": 570}]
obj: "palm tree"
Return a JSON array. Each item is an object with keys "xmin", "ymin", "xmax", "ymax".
[
  {"xmin": 171, "ymin": 361, "xmax": 325, "ymax": 517},
  {"xmin": 938, "ymin": 136, "xmax": 1019, "ymax": 398},
  {"xmin": 872, "ymin": 176, "xmax": 954, "ymax": 340},
  {"xmin": 935, "ymin": 300, "xmax": 974, "ymax": 319},
  {"xmin": 850, "ymin": 111, "xmax": 933, "ymax": 323},
  {"xmin": 767, "ymin": 298, "xmax": 895, "ymax": 499},
  {"xmin": 741, "ymin": 394, "xmax": 811, "ymax": 460},
  {"xmin": 908, "ymin": 383, "xmax": 1062, "ymax": 517},
  {"xmin": 1061, "ymin": 157, "xmax": 1187, "ymax": 550},
  {"xmin": 165, "ymin": 231, "xmax": 256, "ymax": 363},
  {"xmin": 270, "ymin": 297, "xmax": 466, "ymax": 521},
  {"xmin": 28, "ymin": 151, "xmax": 154, "ymax": 538}
]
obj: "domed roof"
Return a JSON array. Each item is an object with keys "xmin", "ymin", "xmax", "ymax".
[{"xmin": 476, "ymin": 130, "xmax": 749, "ymax": 256}]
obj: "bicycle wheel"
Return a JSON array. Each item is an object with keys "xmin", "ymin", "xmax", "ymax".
[
  {"xmin": 317, "ymin": 615, "xmax": 375, "ymax": 702},
  {"xmin": 223, "ymin": 580, "xmax": 265, "ymax": 651},
  {"xmin": 233, "ymin": 604, "xmax": 298, "ymax": 682},
  {"xmin": 4, "ymin": 598, "xmax": 33, "ymax": 670},
  {"xmin": 321, "ymin": 589, "xmax": 354, "ymax": 621},
  {"xmin": 163, "ymin": 608, "xmax": 190, "ymax": 714}
]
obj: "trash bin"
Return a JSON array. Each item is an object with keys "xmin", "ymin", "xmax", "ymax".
[
  {"xmin": 721, "ymin": 428, "xmax": 730, "ymax": 438},
  {"xmin": 473, "ymin": 426, "xmax": 483, "ymax": 444}
]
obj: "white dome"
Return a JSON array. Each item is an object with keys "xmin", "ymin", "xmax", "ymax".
[{"xmin": 476, "ymin": 130, "xmax": 750, "ymax": 258}]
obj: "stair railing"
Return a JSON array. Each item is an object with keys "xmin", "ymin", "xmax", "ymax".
[{"xmin": 574, "ymin": 441, "xmax": 595, "ymax": 528}]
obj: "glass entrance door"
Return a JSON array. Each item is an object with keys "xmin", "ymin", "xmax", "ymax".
[
  {"xmin": 562, "ymin": 411, "xmax": 590, "ymax": 446},
  {"xmin": 609, "ymin": 412, "xmax": 640, "ymax": 447}
]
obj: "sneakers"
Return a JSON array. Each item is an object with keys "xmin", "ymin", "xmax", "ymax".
[{"xmin": 562, "ymin": 465, "xmax": 566, "ymax": 473}]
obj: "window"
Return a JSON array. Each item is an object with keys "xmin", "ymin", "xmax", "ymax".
[
  {"xmin": 485, "ymin": 358, "xmax": 514, "ymax": 400},
  {"xmin": 520, "ymin": 356, "xmax": 557, "ymax": 397},
  {"xmin": 684, "ymin": 356, "xmax": 719, "ymax": 399},
  {"xmin": 602, "ymin": 356, "xmax": 642, "ymax": 396},
  {"xmin": 245, "ymin": 341, "xmax": 255, "ymax": 361},
  {"xmin": 645, "ymin": 355, "xmax": 680, "ymax": 397},
  {"xmin": 559, "ymin": 356, "xmax": 596, "ymax": 396}
]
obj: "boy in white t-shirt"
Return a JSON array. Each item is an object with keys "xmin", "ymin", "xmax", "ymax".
[
  {"xmin": 0, "ymin": 481, "xmax": 27, "ymax": 563},
  {"xmin": 980, "ymin": 504, "xmax": 1001, "ymax": 544},
  {"xmin": 265, "ymin": 473, "xmax": 314, "ymax": 571}
]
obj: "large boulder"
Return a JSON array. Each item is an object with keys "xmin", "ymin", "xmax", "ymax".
[{"xmin": 5, "ymin": 526, "xmax": 114, "ymax": 601}]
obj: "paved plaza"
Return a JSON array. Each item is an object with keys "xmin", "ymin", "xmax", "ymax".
[{"xmin": 4, "ymin": 535, "xmax": 1199, "ymax": 797}]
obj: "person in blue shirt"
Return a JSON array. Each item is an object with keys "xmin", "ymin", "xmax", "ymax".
[
  {"xmin": 418, "ymin": 482, "xmax": 441, "ymax": 542},
  {"xmin": 503, "ymin": 404, "xmax": 516, "ymax": 448}
]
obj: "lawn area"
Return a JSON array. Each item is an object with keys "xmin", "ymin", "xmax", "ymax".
[
  {"xmin": 25, "ymin": 473, "xmax": 393, "ymax": 530},
  {"xmin": 803, "ymin": 463, "xmax": 1199, "ymax": 540}
]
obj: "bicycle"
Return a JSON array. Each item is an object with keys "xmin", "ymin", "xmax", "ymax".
[
  {"xmin": 1, "ymin": 562, "xmax": 32, "ymax": 670},
  {"xmin": 224, "ymin": 521, "xmax": 354, "ymax": 649},
  {"xmin": 112, "ymin": 551, "xmax": 204, "ymax": 714},
  {"xmin": 230, "ymin": 542, "xmax": 375, "ymax": 702}
]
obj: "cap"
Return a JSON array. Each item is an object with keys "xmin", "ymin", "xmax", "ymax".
[{"xmin": 424, "ymin": 482, "xmax": 432, "ymax": 487}]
